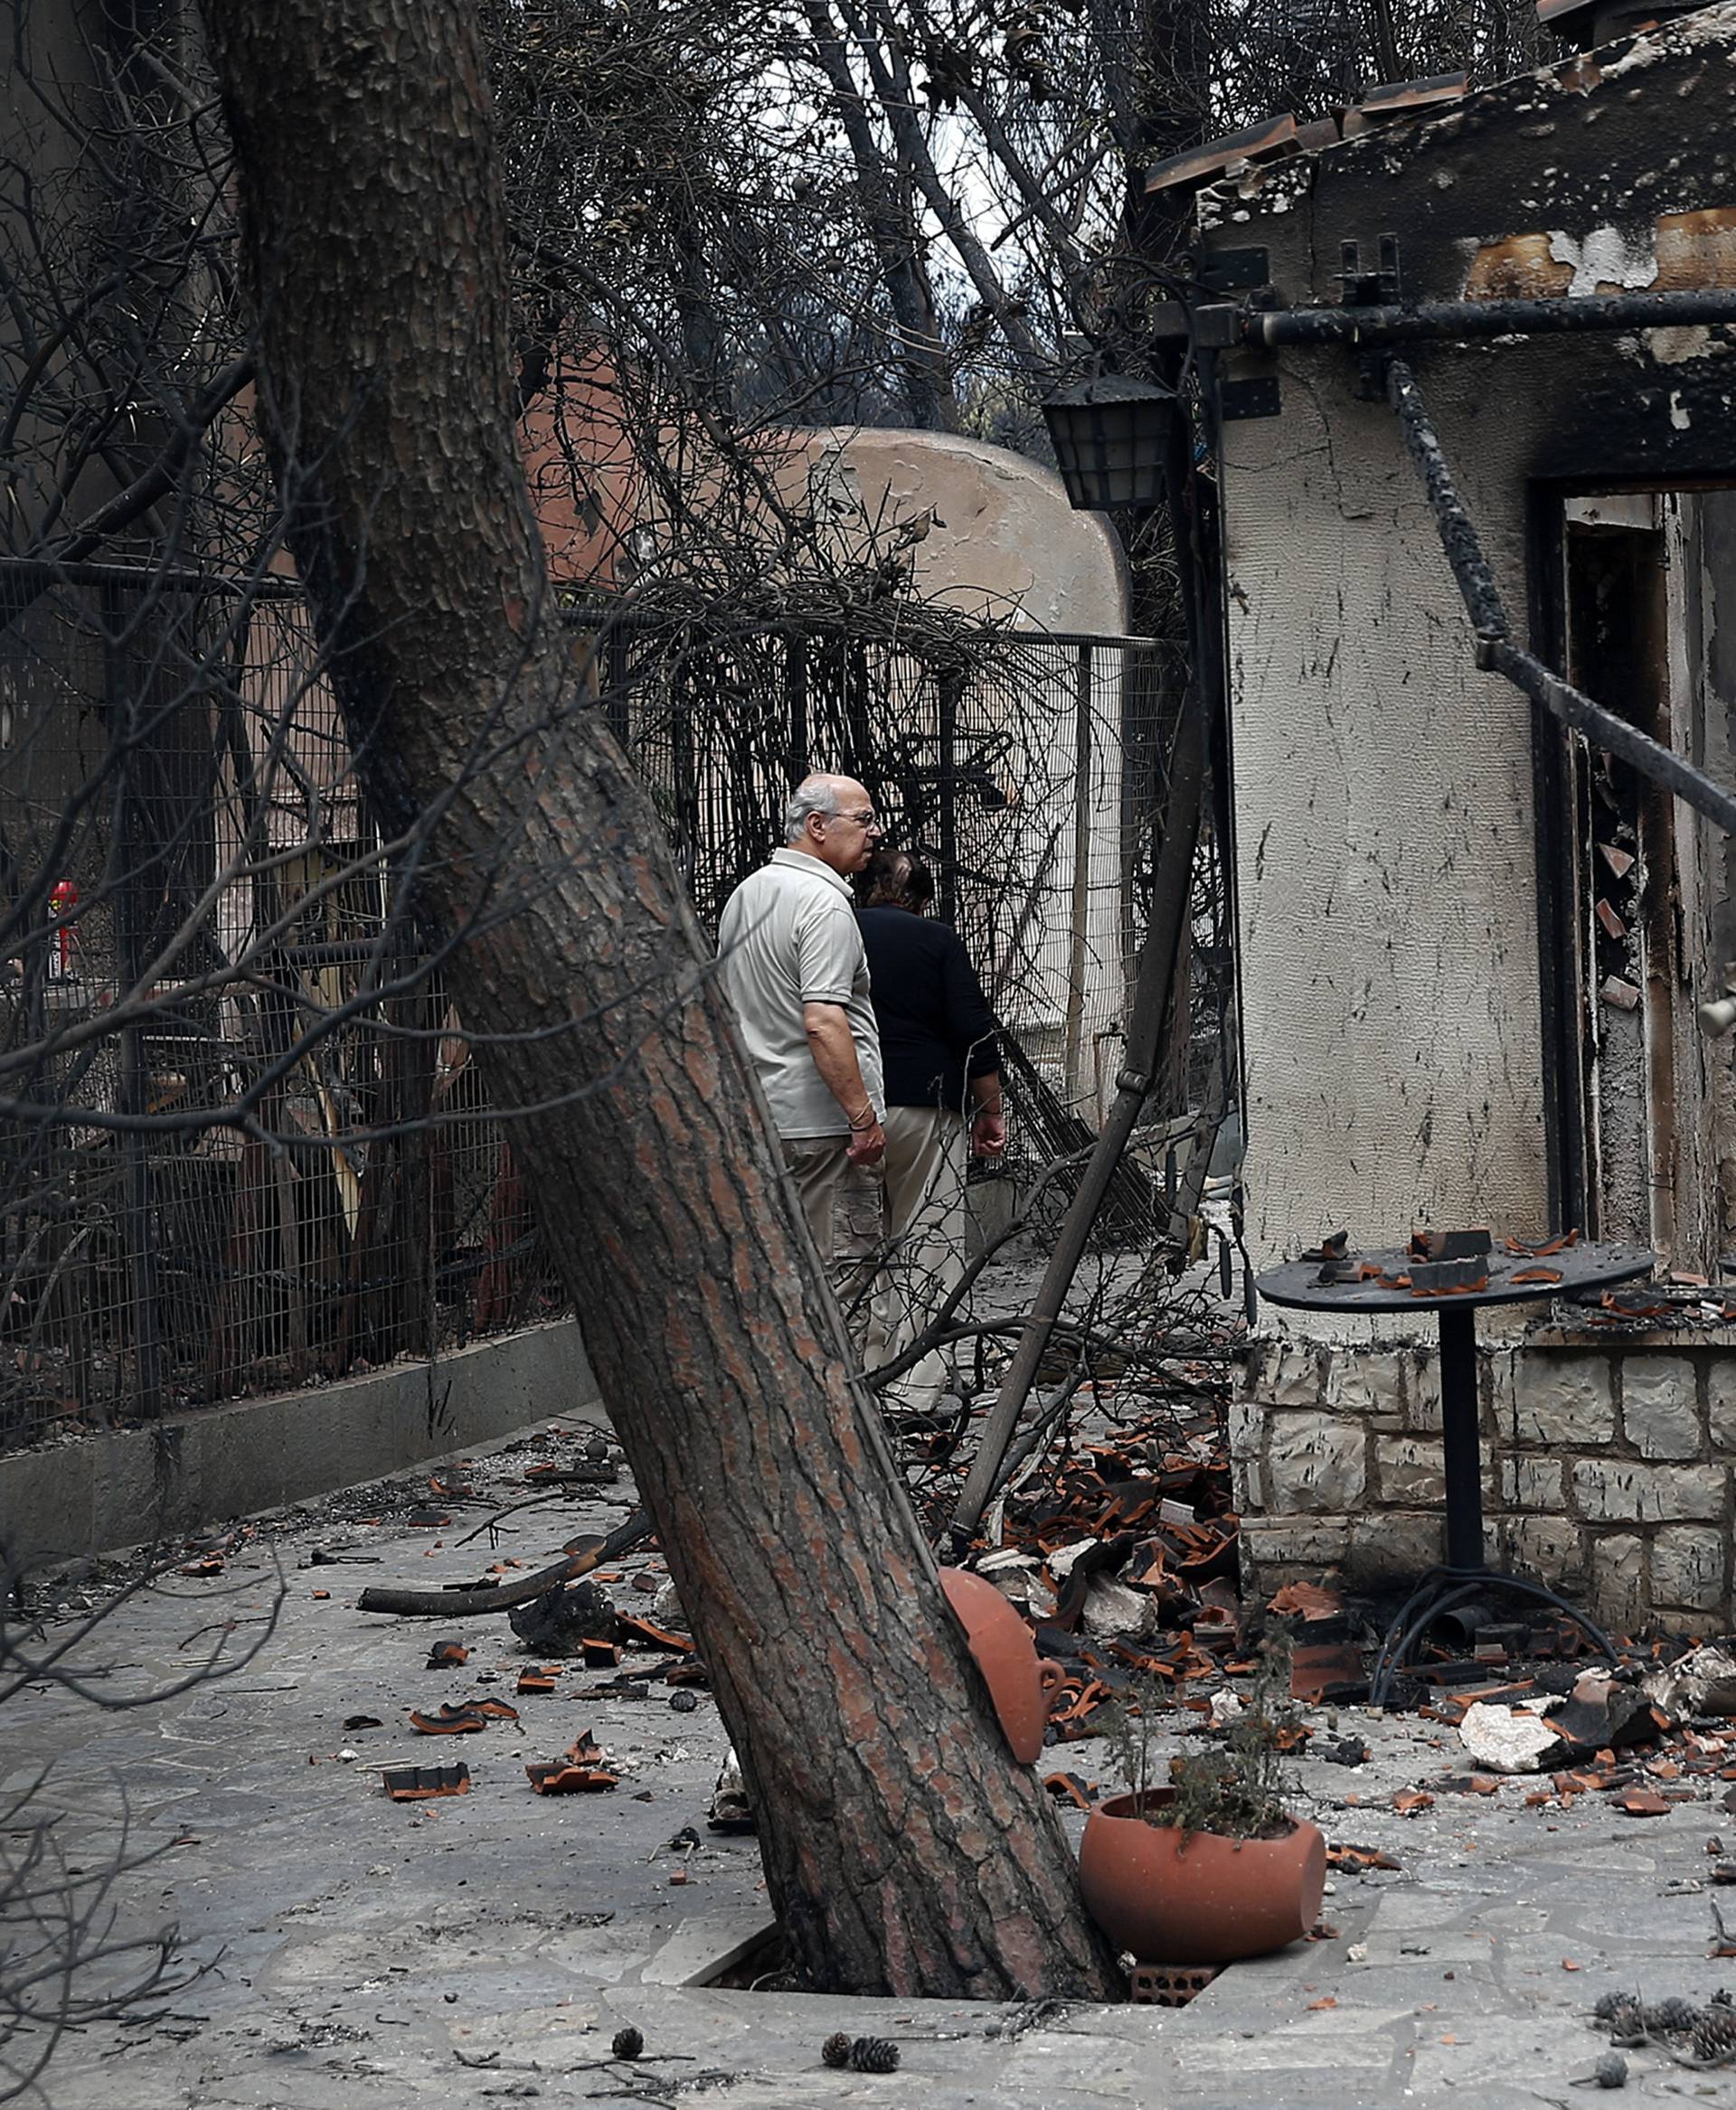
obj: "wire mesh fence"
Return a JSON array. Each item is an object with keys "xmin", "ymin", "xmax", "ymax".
[{"xmin": 0, "ymin": 569, "xmax": 1212, "ymax": 1448}]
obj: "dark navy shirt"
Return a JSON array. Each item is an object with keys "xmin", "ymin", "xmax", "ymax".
[{"xmin": 858, "ymin": 906, "xmax": 1001, "ymax": 1112}]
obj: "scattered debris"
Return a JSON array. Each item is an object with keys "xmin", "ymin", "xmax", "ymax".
[
  {"xmin": 425, "ymin": 1640, "xmax": 468, "ymax": 1668},
  {"xmin": 1291, "ymin": 1643, "xmax": 1363, "ymax": 1703},
  {"xmin": 1646, "ymin": 1645, "xmax": 1736, "ymax": 1720},
  {"xmin": 408, "ymin": 1698, "xmax": 519, "ymax": 1735},
  {"xmin": 611, "ymin": 2026, "xmax": 644, "ymax": 2061},
  {"xmin": 1318, "ymin": 1736, "xmax": 1369, "ymax": 1767},
  {"xmin": 1328, "ymin": 1845, "xmax": 1401, "ymax": 1872},
  {"xmin": 508, "ymin": 1579, "xmax": 618, "ymax": 1657},
  {"xmin": 382, "ymin": 1763, "xmax": 471, "ymax": 1801},
  {"xmin": 1458, "ymin": 1700, "xmax": 1567, "ymax": 1775},
  {"xmin": 344, "ymin": 1714, "xmax": 383, "ymax": 1730},
  {"xmin": 409, "ymin": 1705, "xmax": 490, "ymax": 1735},
  {"xmin": 616, "ymin": 1614, "xmax": 694, "ymax": 1654},
  {"xmin": 1129, "ymin": 1963, "xmax": 1219, "ymax": 2006},
  {"xmin": 527, "ymin": 1729, "xmax": 618, "ymax": 1794},
  {"xmin": 1267, "ymin": 1582, "xmax": 1342, "ymax": 1621},
  {"xmin": 708, "ymin": 1750, "xmax": 754, "ymax": 1833},
  {"xmin": 1549, "ymin": 1672, "xmax": 1663, "ymax": 1759},
  {"xmin": 356, "ymin": 1511, "xmax": 652, "ymax": 1618}
]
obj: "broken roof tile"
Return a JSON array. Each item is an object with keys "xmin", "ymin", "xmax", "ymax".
[
  {"xmin": 1341, "ymin": 71, "xmax": 1468, "ymax": 136},
  {"xmin": 1145, "ymin": 115, "xmax": 1298, "ymax": 195},
  {"xmin": 382, "ymin": 1762, "xmax": 471, "ymax": 1801}
]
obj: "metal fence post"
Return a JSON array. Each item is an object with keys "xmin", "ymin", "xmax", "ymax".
[{"xmin": 101, "ymin": 581, "xmax": 164, "ymax": 1419}]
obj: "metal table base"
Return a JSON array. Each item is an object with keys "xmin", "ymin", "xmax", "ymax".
[{"xmin": 1254, "ymin": 1240, "xmax": 1654, "ymax": 1703}]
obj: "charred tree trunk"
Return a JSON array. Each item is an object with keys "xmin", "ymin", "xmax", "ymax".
[{"xmin": 197, "ymin": 0, "xmax": 1117, "ymax": 2002}]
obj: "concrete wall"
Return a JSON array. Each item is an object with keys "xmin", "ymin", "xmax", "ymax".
[
  {"xmin": 0, "ymin": 1317, "xmax": 602, "ymax": 1571},
  {"xmin": 1204, "ymin": 9, "xmax": 1736, "ymax": 1620}
]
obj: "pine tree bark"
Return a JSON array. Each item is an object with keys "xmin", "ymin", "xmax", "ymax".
[{"xmin": 196, "ymin": 0, "xmax": 1118, "ymax": 2001}]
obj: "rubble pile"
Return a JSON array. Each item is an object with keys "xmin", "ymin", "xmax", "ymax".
[{"xmin": 954, "ymin": 1405, "xmax": 1240, "ymax": 1747}]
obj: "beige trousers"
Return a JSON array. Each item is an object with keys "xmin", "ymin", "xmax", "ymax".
[
  {"xmin": 781, "ymin": 1135, "xmax": 850, "ymax": 1262},
  {"xmin": 842, "ymin": 1107, "xmax": 974, "ymax": 1410}
]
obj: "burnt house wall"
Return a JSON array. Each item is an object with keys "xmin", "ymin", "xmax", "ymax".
[{"xmin": 1207, "ymin": 6, "xmax": 1736, "ymax": 1621}]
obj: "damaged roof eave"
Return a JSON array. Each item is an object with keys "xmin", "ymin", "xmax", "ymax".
[{"xmin": 1158, "ymin": 0, "xmax": 1736, "ymax": 229}]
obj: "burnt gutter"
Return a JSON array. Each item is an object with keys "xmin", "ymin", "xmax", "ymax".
[
  {"xmin": 1244, "ymin": 288, "xmax": 1736, "ymax": 349},
  {"xmin": 1384, "ymin": 356, "xmax": 1736, "ymax": 837}
]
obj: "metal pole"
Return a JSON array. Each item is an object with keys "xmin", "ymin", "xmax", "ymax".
[
  {"xmin": 1062, "ymin": 644, "xmax": 1094, "ymax": 1100},
  {"xmin": 1250, "ymin": 287, "xmax": 1736, "ymax": 352},
  {"xmin": 102, "ymin": 582, "xmax": 165, "ymax": 1419},
  {"xmin": 948, "ymin": 689, "xmax": 1206, "ymax": 1548},
  {"xmin": 1436, "ymin": 1304, "xmax": 1485, "ymax": 1572},
  {"xmin": 1384, "ymin": 358, "xmax": 1736, "ymax": 838}
]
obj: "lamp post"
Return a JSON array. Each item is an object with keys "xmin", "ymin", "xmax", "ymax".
[{"xmin": 1040, "ymin": 373, "xmax": 1176, "ymax": 511}]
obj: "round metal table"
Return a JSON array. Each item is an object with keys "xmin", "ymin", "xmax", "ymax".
[{"xmin": 1255, "ymin": 1239, "xmax": 1656, "ymax": 1700}]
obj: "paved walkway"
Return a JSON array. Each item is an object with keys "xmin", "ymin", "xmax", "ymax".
[{"xmin": 5, "ymin": 1421, "xmax": 1731, "ymax": 2108}]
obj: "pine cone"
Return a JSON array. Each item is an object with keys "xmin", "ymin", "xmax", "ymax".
[
  {"xmin": 1642, "ymin": 1996, "xmax": 1698, "ymax": 2036},
  {"xmin": 1692, "ymin": 2008, "xmax": 1736, "ymax": 2065},
  {"xmin": 1592, "ymin": 2051, "xmax": 1628, "ymax": 2089},
  {"xmin": 1599, "ymin": 1996, "xmax": 1645, "ymax": 2043},
  {"xmin": 1593, "ymin": 1990, "xmax": 1635, "ymax": 2021},
  {"xmin": 611, "ymin": 2026, "xmax": 644, "ymax": 2061},
  {"xmin": 849, "ymin": 2037, "xmax": 901, "ymax": 2074},
  {"xmin": 820, "ymin": 2031, "xmax": 853, "ymax": 2068}
]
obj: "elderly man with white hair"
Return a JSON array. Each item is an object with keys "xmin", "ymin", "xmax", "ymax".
[{"xmin": 715, "ymin": 772, "xmax": 886, "ymax": 1259}]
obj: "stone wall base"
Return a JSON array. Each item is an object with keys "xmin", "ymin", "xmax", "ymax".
[{"xmin": 1235, "ymin": 1337, "xmax": 1732, "ymax": 1632}]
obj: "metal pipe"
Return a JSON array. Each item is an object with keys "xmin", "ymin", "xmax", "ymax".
[
  {"xmin": 1250, "ymin": 287, "xmax": 1736, "ymax": 351},
  {"xmin": 0, "ymin": 556, "xmax": 303, "ymax": 598},
  {"xmin": 1489, "ymin": 636, "xmax": 1736, "ymax": 835},
  {"xmin": 1385, "ymin": 360, "xmax": 1508, "ymax": 642},
  {"xmin": 1383, "ymin": 358, "xmax": 1736, "ymax": 839}
]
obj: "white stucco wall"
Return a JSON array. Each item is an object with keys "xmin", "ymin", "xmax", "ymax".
[
  {"xmin": 797, "ymin": 427, "xmax": 1129, "ymax": 636},
  {"xmin": 1222, "ymin": 375, "xmax": 1548, "ymax": 1267},
  {"xmin": 1207, "ymin": 10, "xmax": 1736, "ymax": 1274},
  {"xmin": 797, "ymin": 429, "xmax": 1134, "ymax": 1099}
]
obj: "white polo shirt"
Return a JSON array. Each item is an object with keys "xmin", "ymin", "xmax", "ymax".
[{"xmin": 715, "ymin": 849, "xmax": 883, "ymax": 1139}]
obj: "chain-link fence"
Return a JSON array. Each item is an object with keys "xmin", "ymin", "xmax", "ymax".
[{"xmin": 0, "ymin": 570, "xmax": 1213, "ymax": 1447}]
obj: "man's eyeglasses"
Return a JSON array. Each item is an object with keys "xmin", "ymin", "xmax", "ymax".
[{"xmin": 834, "ymin": 808, "xmax": 880, "ymax": 827}]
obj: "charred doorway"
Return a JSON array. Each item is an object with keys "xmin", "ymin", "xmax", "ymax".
[{"xmin": 1539, "ymin": 489, "xmax": 1736, "ymax": 1274}]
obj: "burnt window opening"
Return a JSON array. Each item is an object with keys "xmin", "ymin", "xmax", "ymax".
[{"xmin": 1543, "ymin": 489, "xmax": 1736, "ymax": 1275}]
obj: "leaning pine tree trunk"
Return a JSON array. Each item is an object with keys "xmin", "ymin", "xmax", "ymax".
[{"xmin": 197, "ymin": 0, "xmax": 1118, "ymax": 2001}]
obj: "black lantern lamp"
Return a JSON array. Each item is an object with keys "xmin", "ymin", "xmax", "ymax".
[{"xmin": 1041, "ymin": 373, "xmax": 1176, "ymax": 511}]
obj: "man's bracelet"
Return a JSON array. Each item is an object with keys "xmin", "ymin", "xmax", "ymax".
[{"xmin": 848, "ymin": 1109, "xmax": 877, "ymax": 1131}]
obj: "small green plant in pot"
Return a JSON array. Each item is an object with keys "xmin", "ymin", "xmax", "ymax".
[{"xmin": 1078, "ymin": 1634, "xmax": 1326, "ymax": 1966}]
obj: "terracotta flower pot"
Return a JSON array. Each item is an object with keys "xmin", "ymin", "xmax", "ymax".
[
  {"xmin": 1077, "ymin": 1789, "xmax": 1326, "ymax": 1964},
  {"xmin": 938, "ymin": 1568, "xmax": 1063, "ymax": 1766}
]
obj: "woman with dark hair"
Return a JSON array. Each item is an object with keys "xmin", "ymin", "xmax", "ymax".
[{"xmin": 849, "ymin": 849, "xmax": 1005, "ymax": 1409}]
